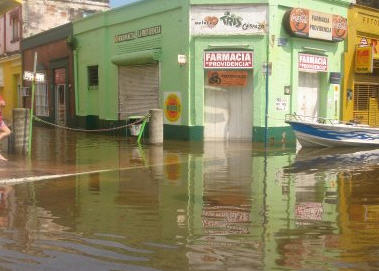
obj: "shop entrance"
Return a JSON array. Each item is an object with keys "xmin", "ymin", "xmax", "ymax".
[
  {"xmin": 204, "ymin": 70, "xmax": 253, "ymax": 140},
  {"xmin": 297, "ymin": 72, "xmax": 320, "ymax": 119},
  {"xmin": 54, "ymin": 68, "xmax": 67, "ymax": 125},
  {"xmin": 118, "ymin": 64, "xmax": 159, "ymax": 119},
  {"xmin": 55, "ymin": 84, "xmax": 66, "ymax": 125}
]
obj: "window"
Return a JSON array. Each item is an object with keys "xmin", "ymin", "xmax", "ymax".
[
  {"xmin": 88, "ymin": 65, "xmax": 99, "ymax": 89},
  {"xmin": 82, "ymin": 10, "xmax": 96, "ymax": 18},
  {"xmin": 36, "ymin": 83, "xmax": 49, "ymax": 117},
  {"xmin": 10, "ymin": 13, "xmax": 20, "ymax": 42}
]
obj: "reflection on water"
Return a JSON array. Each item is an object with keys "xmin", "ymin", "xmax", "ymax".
[{"xmin": 0, "ymin": 127, "xmax": 378, "ymax": 270}]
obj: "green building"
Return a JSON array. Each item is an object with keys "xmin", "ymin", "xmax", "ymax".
[{"xmin": 73, "ymin": 0, "xmax": 352, "ymax": 142}]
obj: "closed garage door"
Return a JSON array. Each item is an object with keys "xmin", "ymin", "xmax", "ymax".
[{"xmin": 118, "ymin": 64, "xmax": 159, "ymax": 120}]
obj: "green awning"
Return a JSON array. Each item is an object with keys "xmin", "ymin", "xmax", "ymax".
[{"xmin": 111, "ymin": 49, "xmax": 161, "ymax": 66}]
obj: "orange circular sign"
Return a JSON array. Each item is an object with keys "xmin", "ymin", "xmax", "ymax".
[
  {"xmin": 164, "ymin": 93, "xmax": 182, "ymax": 122},
  {"xmin": 332, "ymin": 15, "xmax": 347, "ymax": 41},
  {"xmin": 289, "ymin": 8, "xmax": 309, "ymax": 36}
]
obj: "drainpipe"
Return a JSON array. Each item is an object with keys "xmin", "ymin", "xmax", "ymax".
[
  {"xmin": 264, "ymin": 18, "xmax": 270, "ymax": 148},
  {"xmin": 3, "ymin": 15, "xmax": 6, "ymax": 53},
  {"xmin": 74, "ymin": 49, "xmax": 79, "ymax": 114}
]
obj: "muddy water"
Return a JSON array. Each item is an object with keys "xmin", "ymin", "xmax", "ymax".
[{"xmin": 0, "ymin": 127, "xmax": 378, "ymax": 270}]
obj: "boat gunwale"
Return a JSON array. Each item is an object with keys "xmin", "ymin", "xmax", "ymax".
[{"xmin": 286, "ymin": 120, "xmax": 379, "ymax": 132}]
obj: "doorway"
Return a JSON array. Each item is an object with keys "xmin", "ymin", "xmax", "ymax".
[
  {"xmin": 204, "ymin": 70, "xmax": 253, "ymax": 140},
  {"xmin": 55, "ymin": 84, "xmax": 66, "ymax": 125},
  {"xmin": 297, "ymin": 72, "xmax": 320, "ymax": 119}
]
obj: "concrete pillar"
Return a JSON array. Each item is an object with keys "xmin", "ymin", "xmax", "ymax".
[
  {"xmin": 149, "ymin": 109, "xmax": 163, "ymax": 144},
  {"xmin": 12, "ymin": 108, "xmax": 29, "ymax": 154},
  {"xmin": 149, "ymin": 145, "xmax": 164, "ymax": 178}
]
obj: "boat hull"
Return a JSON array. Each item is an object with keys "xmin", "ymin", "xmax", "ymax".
[{"xmin": 287, "ymin": 121, "xmax": 379, "ymax": 148}]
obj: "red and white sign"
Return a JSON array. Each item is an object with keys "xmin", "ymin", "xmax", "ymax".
[
  {"xmin": 295, "ymin": 202, "xmax": 323, "ymax": 221},
  {"xmin": 55, "ymin": 68, "xmax": 66, "ymax": 84},
  {"xmin": 204, "ymin": 51, "xmax": 254, "ymax": 69},
  {"xmin": 298, "ymin": 53, "xmax": 328, "ymax": 72}
]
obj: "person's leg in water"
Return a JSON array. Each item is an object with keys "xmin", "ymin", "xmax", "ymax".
[{"xmin": 0, "ymin": 121, "xmax": 11, "ymax": 161}]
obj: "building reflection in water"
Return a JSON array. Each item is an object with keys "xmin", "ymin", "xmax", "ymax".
[
  {"xmin": 0, "ymin": 128, "xmax": 378, "ymax": 270},
  {"xmin": 186, "ymin": 142, "xmax": 265, "ymax": 270}
]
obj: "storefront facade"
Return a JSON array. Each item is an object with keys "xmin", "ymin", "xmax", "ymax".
[
  {"xmin": 343, "ymin": 5, "xmax": 379, "ymax": 127},
  {"xmin": 21, "ymin": 23, "xmax": 77, "ymax": 127},
  {"xmin": 73, "ymin": 0, "xmax": 351, "ymax": 142},
  {"xmin": 263, "ymin": 1, "xmax": 350, "ymax": 144}
]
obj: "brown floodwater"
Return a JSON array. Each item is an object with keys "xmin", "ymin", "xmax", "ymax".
[{"xmin": 0, "ymin": 127, "xmax": 378, "ymax": 270}]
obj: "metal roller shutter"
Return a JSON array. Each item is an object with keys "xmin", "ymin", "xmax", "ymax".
[
  {"xmin": 353, "ymin": 83, "xmax": 379, "ymax": 126},
  {"xmin": 118, "ymin": 64, "xmax": 159, "ymax": 120}
]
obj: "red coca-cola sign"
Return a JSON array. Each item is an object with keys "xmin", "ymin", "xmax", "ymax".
[{"xmin": 284, "ymin": 8, "xmax": 347, "ymax": 42}]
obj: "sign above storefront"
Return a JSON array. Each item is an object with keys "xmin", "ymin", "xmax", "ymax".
[
  {"xmin": 358, "ymin": 36, "xmax": 379, "ymax": 59},
  {"xmin": 204, "ymin": 51, "xmax": 254, "ymax": 69},
  {"xmin": 285, "ymin": 8, "xmax": 347, "ymax": 42},
  {"xmin": 23, "ymin": 71, "xmax": 46, "ymax": 83},
  {"xmin": 191, "ymin": 5, "xmax": 267, "ymax": 36},
  {"xmin": 298, "ymin": 53, "xmax": 328, "ymax": 72},
  {"xmin": 355, "ymin": 46, "xmax": 374, "ymax": 73},
  {"xmin": 114, "ymin": 25, "xmax": 161, "ymax": 43},
  {"xmin": 207, "ymin": 70, "xmax": 248, "ymax": 86}
]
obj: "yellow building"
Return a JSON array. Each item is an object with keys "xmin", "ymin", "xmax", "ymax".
[
  {"xmin": 0, "ymin": 0, "xmax": 22, "ymax": 122},
  {"xmin": 0, "ymin": 0, "xmax": 21, "ymax": 12},
  {"xmin": 0, "ymin": 57, "xmax": 22, "ymax": 121},
  {"xmin": 343, "ymin": 5, "xmax": 379, "ymax": 126}
]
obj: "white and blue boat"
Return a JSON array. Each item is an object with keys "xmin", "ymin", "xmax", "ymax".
[{"xmin": 285, "ymin": 114, "xmax": 379, "ymax": 148}]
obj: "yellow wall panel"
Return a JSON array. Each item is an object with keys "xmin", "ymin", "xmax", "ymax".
[
  {"xmin": 343, "ymin": 6, "xmax": 379, "ymax": 123},
  {"xmin": 0, "ymin": 56, "xmax": 21, "ymax": 122}
]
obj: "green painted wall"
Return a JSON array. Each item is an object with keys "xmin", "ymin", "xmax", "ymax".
[
  {"xmin": 266, "ymin": 0, "xmax": 349, "ymax": 126},
  {"xmin": 74, "ymin": 0, "xmax": 189, "ymax": 122},
  {"xmin": 73, "ymin": 0, "xmax": 352, "ymax": 141}
]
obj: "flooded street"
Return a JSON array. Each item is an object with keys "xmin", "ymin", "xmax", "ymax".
[{"xmin": 0, "ymin": 127, "xmax": 378, "ymax": 270}]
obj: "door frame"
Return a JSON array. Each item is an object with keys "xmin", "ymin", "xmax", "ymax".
[{"xmin": 49, "ymin": 58, "xmax": 69, "ymax": 125}]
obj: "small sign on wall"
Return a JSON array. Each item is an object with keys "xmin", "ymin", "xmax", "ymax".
[
  {"xmin": 355, "ymin": 46, "xmax": 374, "ymax": 73},
  {"xmin": 207, "ymin": 70, "xmax": 248, "ymax": 86},
  {"xmin": 164, "ymin": 92, "xmax": 182, "ymax": 124},
  {"xmin": 275, "ymin": 97, "xmax": 288, "ymax": 111},
  {"xmin": 298, "ymin": 53, "xmax": 328, "ymax": 72},
  {"xmin": 204, "ymin": 51, "xmax": 254, "ymax": 69},
  {"xmin": 23, "ymin": 71, "xmax": 46, "ymax": 83}
]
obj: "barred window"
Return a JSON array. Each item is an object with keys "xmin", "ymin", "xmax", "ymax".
[{"xmin": 88, "ymin": 65, "xmax": 99, "ymax": 90}]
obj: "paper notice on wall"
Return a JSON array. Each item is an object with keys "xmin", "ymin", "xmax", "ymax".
[
  {"xmin": 275, "ymin": 97, "xmax": 288, "ymax": 111},
  {"xmin": 333, "ymin": 84, "xmax": 340, "ymax": 101}
]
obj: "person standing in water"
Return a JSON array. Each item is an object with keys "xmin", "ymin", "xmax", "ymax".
[{"xmin": 0, "ymin": 96, "xmax": 10, "ymax": 161}]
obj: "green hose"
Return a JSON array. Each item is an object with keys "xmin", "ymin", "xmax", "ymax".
[{"xmin": 137, "ymin": 117, "xmax": 148, "ymax": 145}]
